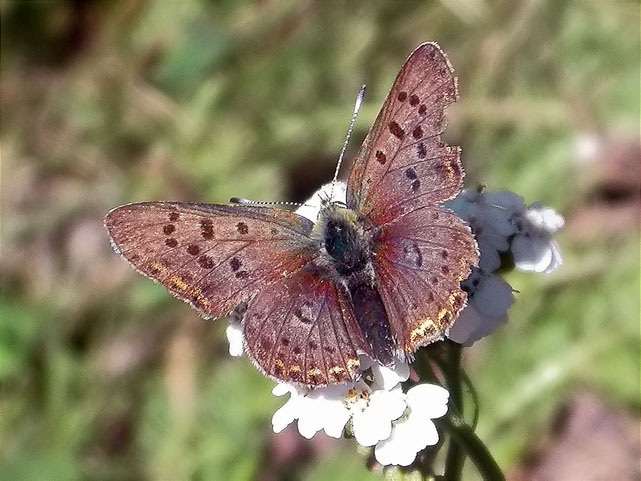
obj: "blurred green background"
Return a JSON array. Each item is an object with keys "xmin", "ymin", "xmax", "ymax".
[{"xmin": 2, "ymin": 1, "xmax": 639, "ymax": 480}]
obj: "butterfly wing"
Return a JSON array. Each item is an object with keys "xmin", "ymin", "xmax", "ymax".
[
  {"xmin": 373, "ymin": 207, "xmax": 478, "ymax": 352},
  {"xmin": 243, "ymin": 266, "xmax": 369, "ymax": 387},
  {"xmin": 105, "ymin": 202, "xmax": 316, "ymax": 318},
  {"xmin": 347, "ymin": 42, "xmax": 461, "ymax": 225},
  {"xmin": 347, "ymin": 43, "xmax": 478, "ymax": 351}
]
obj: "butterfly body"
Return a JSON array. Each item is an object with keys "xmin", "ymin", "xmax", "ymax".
[
  {"xmin": 106, "ymin": 43, "xmax": 479, "ymax": 388},
  {"xmin": 312, "ymin": 203, "xmax": 398, "ymax": 367}
]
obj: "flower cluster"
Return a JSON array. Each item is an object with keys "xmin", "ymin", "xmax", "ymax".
[
  {"xmin": 272, "ymin": 356, "xmax": 448, "ymax": 467},
  {"xmin": 225, "ymin": 181, "xmax": 564, "ymax": 467},
  {"xmin": 445, "ymin": 189, "xmax": 564, "ymax": 345},
  {"xmin": 227, "ymin": 322, "xmax": 447, "ymax": 465}
]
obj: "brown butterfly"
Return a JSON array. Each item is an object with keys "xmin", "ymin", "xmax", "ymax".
[{"xmin": 105, "ymin": 43, "xmax": 479, "ymax": 388}]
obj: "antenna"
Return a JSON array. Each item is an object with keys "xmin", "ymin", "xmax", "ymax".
[
  {"xmin": 229, "ymin": 197, "xmax": 303, "ymax": 207},
  {"xmin": 330, "ymin": 85, "xmax": 366, "ymax": 201},
  {"xmin": 230, "ymin": 86, "xmax": 366, "ymax": 211}
]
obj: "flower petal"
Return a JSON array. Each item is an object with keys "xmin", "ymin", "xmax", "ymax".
[
  {"xmin": 512, "ymin": 235, "xmax": 554, "ymax": 273},
  {"xmin": 272, "ymin": 383, "xmax": 293, "ymax": 397},
  {"xmin": 352, "ymin": 388, "xmax": 407, "ymax": 446},
  {"xmin": 374, "ymin": 414, "xmax": 436, "ymax": 466},
  {"xmin": 484, "ymin": 191, "xmax": 526, "ymax": 217},
  {"xmin": 296, "ymin": 395, "xmax": 329, "ymax": 439},
  {"xmin": 544, "ymin": 240, "xmax": 563, "ymax": 274},
  {"xmin": 225, "ymin": 323, "xmax": 244, "ymax": 357},
  {"xmin": 406, "ymin": 384, "xmax": 449, "ymax": 419},
  {"xmin": 371, "ymin": 359, "xmax": 410, "ymax": 390},
  {"xmin": 296, "ymin": 383, "xmax": 354, "ymax": 439},
  {"xmin": 471, "ymin": 273, "xmax": 515, "ymax": 319},
  {"xmin": 449, "ymin": 269, "xmax": 514, "ymax": 345},
  {"xmin": 297, "ymin": 417, "xmax": 321, "ymax": 439},
  {"xmin": 323, "ymin": 407, "xmax": 351, "ymax": 438},
  {"xmin": 374, "ymin": 420, "xmax": 420, "ymax": 466},
  {"xmin": 477, "ymin": 238, "xmax": 502, "ymax": 272},
  {"xmin": 447, "ymin": 304, "xmax": 482, "ymax": 344},
  {"xmin": 353, "ymin": 411, "xmax": 390, "ymax": 447},
  {"xmin": 403, "ymin": 413, "xmax": 440, "ymax": 453},
  {"xmin": 272, "ymin": 397, "xmax": 298, "ymax": 433},
  {"xmin": 374, "ymin": 391, "xmax": 444, "ymax": 467},
  {"xmin": 371, "ymin": 388, "xmax": 408, "ymax": 420},
  {"xmin": 357, "ymin": 354, "xmax": 373, "ymax": 371},
  {"xmin": 525, "ymin": 202, "xmax": 565, "ymax": 233}
]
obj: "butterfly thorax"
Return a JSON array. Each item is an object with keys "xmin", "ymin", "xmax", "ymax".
[
  {"xmin": 313, "ymin": 205, "xmax": 398, "ymax": 367},
  {"xmin": 318, "ymin": 206, "xmax": 370, "ymax": 276}
]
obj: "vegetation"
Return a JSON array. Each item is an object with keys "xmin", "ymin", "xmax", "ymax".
[{"xmin": 3, "ymin": 1, "xmax": 639, "ymax": 480}]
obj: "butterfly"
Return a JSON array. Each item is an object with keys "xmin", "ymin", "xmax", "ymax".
[{"xmin": 105, "ymin": 43, "xmax": 479, "ymax": 388}]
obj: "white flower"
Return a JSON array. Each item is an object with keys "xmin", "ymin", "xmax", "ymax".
[
  {"xmin": 374, "ymin": 384, "xmax": 449, "ymax": 466},
  {"xmin": 272, "ymin": 383, "xmax": 304, "ymax": 433},
  {"xmin": 446, "ymin": 190, "xmax": 563, "ymax": 344},
  {"xmin": 271, "ymin": 355, "xmax": 410, "ymax": 444},
  {"xmin": 511, "ymin": 202, "xmax": 564, "ymax": 274},
  {"xmin": 447, "ymin": 189, "xmax": 564, "ymax": 276},
  {"xmin": 447, "ymin": 189, "xmax": 524, "ymax": 272},
  {"xmin": 350, "ymin": 383, "xmax": 407, "ymax": 446},
  {"xmin": 272, "ymin": 382, "xmax": 354, "ymax": 438},
  {"xmin": 271, "ymin": 356, "xmax": 450, "ymax": 467},
  {"xmin": 448, "ymin": 269, "xmax": 515, "ymax": 346}
]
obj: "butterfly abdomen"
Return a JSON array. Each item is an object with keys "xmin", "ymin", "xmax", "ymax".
[
  {"xmin": 317, "ymin": 206, "xmax": 397, "ymax": 366},
  {"xmin": 349, "ymin": 283, "xmax": 396, "ymax": 366}
]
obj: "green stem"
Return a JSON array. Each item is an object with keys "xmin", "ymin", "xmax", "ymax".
[
  {"xmin": 443, "ymin": 343, "xmax": 465, "ymax": 481},
  {"xmin": 413, "ymin": 343, "xmax": 502, "ymax": 480},
  {"xmin": 436, "ymin": 413, "xmax": 505, "ymax": 481},
  {"xmin": 461, "ymin": 369, "xmax": 480, "ymax": 430}
]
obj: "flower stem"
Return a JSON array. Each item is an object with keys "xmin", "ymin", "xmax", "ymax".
[
  {"xmin": 436, "ymin": 413, "xmax": 505, "ymax": 481},
  {"xmin": 443, "ymin": 343, "xmax": 465, "ymax": 480},
  {"xmin": 414, "ymin": 343, "xmax": 503, "ymax": 480}
]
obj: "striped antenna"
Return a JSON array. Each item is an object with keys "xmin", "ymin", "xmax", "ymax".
[
  {"xmin": 229, "ymin": 86, "xmax": 366, "ymax": 211},
  {"xmin": 229, "ymin": 197, "xmax": 303, "ymax": 207},
  {"xmin": 330, "ymin": 85, "xmax": 366, "ymax": 202}
]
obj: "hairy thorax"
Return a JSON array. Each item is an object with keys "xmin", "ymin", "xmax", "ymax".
[{"xmin": 313, "ymin": 206, "xmax": 375, "ymax": 288}]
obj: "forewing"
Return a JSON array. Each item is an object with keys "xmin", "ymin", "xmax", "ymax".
[
  {"xmin": 243, "ymin": 268, "xmax": 370, "ymax": 387},
  {"xmin": 347, "ymin": 42, "xmax": 461, "ymax": 226},
  {"xmin": 105, "ymin": 202, "xmax": 315, "ymax": 318},
  {"xmin": 372, "ymin": 206, "xmax": 479, "ymax": 352}
]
